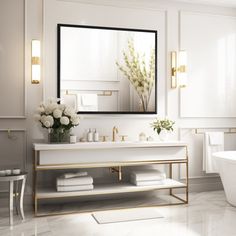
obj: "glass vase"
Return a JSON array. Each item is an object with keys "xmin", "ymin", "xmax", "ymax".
[{"xmin": 48, "ymin": 128, "xmax": 70, "ymax": 144}]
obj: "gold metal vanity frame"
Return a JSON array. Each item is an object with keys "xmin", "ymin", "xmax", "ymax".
[{"xmin": 33, "ymin": 145, "xmax": 189, "ymax": 217}]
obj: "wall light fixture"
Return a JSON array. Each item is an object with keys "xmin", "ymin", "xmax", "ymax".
[
  {"xmin": 171, "ymin": 50, "xmax": 187, "ymax": 88},
  {"xmin": 31, "ymin": 40, "xmax": 41, "ymax": 84}
]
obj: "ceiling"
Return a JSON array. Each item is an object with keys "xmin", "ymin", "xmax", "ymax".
[{"xmin": 170, "ymin": 0, "xmax": 236, "ymax": 8}]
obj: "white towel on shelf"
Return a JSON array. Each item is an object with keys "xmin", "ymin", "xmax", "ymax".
[
  {"xmin": 203, "ymin": 132, "xmax": 224, "ymax": 173},
  {"xmin": 131, "ymin": 180, "xmax": 164, "ymax": 186},
  {"xmin": 57, "ymin": 184, "xmax": 94, "ymax": 192},
  {"xmin": 57, "ymin": 176, "xmax": 93, "ymax": 186},
  {"xmin": 130, "ymin": 169, "xmax": 166, "ymax": 182},
  {"xmin": 62, "ymin": 172, "xmax": 88, "ymax": 179}
]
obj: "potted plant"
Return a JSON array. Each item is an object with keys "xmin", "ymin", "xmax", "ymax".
[
  {"xmin": 151, "ymin": 118, "xmax": 175, "ymax": 141},
  {"xmin": 34, "ymin": 98, "xmax": 80, "ymax": 143}
]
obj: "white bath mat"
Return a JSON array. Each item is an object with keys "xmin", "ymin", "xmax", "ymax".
[{"xmin": 92, "ymin": 208, "xmax": 163, "ymax": 224}]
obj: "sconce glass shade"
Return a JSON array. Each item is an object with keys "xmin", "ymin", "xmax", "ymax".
[
  {"xmin": 178, "ymin": 50, "xmax": 187, "ymax": 88},
  {"xmin": 31, "ymin": 40, "xmax": 40, "ymax": 84},
  {"xmin": 171, "ymin": 50, "xmax": 187, "ymax": 88}
]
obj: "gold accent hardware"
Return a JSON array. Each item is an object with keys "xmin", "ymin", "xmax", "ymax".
[
  {"xmin": 193, "ymin": 128, "xmax": 236, "ymax": 134},
  {"xmin": 120, "ymin": 135, "xmax": 128, "ymax": 142},
  {"xmin": 109, "ymin": 167, "xmax": 122, "ymax": 181},
  {"xmin": 7, "ymin": 129, "xmax": 17, "ymax": 140},
  {"xmin": 31, "ymin": 57, "xmax": 40, "ymax": 64},
  {"xmin": 171, "ymin": 51, "xmax": 187, "ymax": 89},
  {"xmin": 31, "ymin": 80, "xmax": 40, "ymax": 84},
  {"xmin": 112, "ymin": 126, "xmax": 119, "ymax": 142},
  {"xmin": 171, "ymin": 51, "xmax": 177, "ymax": 89},
  {"xmin": 7, "ymin": 129, "xmax": 11, "ymax": 139},
  {"xmin": 101, "ymin": 135, "xmax": 109, "ymax": 142},
  {"xmin": 97, "ymin": 91, "xmax": 112, "ymax": 96}
]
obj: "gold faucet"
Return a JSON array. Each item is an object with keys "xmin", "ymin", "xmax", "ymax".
[{"xmin": 112, "ymin": 126, "xmax": 119, "ymax": 142}]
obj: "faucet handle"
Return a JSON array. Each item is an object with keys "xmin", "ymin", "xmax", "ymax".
[
  {"xmin": 119, "ymin": 135, "xmax": 128, "ymax": 142},
  {"xmin": 101, "ymin": 135, "xmax": 109, "ymax": 142}
]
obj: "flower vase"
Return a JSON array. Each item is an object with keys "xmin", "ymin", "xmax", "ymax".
[
  {"xmin": 48, "ymin": 129, "xmax": 70, "ymax": 143},
  {"xmin": 158, "ymin": 130, "xmax": 169, "ymax": 141}
]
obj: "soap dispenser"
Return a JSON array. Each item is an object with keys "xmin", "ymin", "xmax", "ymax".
[
  {"xmin": 94, "ymin": 129, "xmax": 99, "ymax": 142},
  {"xmin": 87, "ymin": 129, "xmax": 93, "ymax": 142}
]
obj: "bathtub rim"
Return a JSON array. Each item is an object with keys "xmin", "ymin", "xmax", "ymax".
[{"xmin": 213, "ymin": 151, "xmax": 236, "ymax": 164}]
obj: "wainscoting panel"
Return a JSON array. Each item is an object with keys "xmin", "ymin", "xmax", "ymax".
[
  {"xmin": 179, "ymin": 128, "xmax": 236, "ymax": 180},
  {"xmin": 0, "ymin": 130, "xmax": 26, "ymax": 192},
  {"xmin": 179, "ymin": 11, "xmax": 236, "ymax": 117},
  {"xmin": 0, "ymin": 0, "xmax": 26, "ymax": 118}
]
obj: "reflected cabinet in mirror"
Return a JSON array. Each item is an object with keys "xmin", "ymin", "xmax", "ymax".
[{"xmin": 57, "ymin": 24, "xmax": 157, "ymax": 114}]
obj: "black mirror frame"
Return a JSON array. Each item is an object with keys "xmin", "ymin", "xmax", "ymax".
[{"xmin": 57, "ymin": 24, "xmax": 158, "ymax": 115}]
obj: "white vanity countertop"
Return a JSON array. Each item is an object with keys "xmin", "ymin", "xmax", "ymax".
[{"xmin": 33, "ymin": 141, "xmax": 187, "ymax": 151}]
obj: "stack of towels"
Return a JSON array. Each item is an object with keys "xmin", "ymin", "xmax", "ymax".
[
  {"xmin": 130, "ymin": 169, "xmax": 166, "ymax": 186},
  {"xmin": 56, "ymin": 171, "xmax": 94, "ymax": 192}
]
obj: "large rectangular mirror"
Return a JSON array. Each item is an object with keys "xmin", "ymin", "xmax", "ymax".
[{"xmin": 57, "ymin": 24, "xmax": 157, "ymax": 114}]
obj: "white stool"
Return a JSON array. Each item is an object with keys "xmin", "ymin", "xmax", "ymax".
[{"xmin": 0, "ymin": 173, "xmax": 27, "ymax": 225}]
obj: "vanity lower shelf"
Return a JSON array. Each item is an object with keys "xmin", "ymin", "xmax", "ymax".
[{"xmin": 37, "ymin": 179, "xmax": 186, "ymax": 199}]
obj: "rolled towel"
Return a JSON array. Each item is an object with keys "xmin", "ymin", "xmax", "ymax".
[
  {"xmin": 130, "ymin": 169, "xmax": 166, "ymax": 182},
  {"xmin": 131, "ymin": 180, "xmax": 164, "ymax": 186},
  {"xmin": 57, "ymin": 176, "xmax": 93, "ymax": 186},
  {"xmin": 57, "ymin": 184, "xmax": 94, "ymax": 192},
  {"xmin": 62, "ymin": 171, "xmax": 88, "ymax": 179}
]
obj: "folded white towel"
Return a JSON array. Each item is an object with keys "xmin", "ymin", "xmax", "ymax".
[
  {"xmin": 57, "ymin": 184, "xmax": 94, "ymax": 192},
  {"xmin": 131, "ymin": 180, "xmax": 164, "ymax": 186},
  {"xmin": 130, "ymin": 169, "xmax": 166, "ymax": 182},
  {"xmin": 203, "ymin": 132, "xmax": 224, "ymax": 173},
  {"xmin": 62, "ymin": 172, "xmax": 88, "ymax": 179},
  {"xmin": 57, "ymin": 176, "xmax": 93, "ymax": 186},
  {"xmin": 209, "ymin": 132, "xmax": 224, "ymax": 145}
]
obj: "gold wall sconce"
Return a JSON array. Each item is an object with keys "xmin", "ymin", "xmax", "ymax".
[
  {"xmin": 31, "ymin": 40, "xmax": 41, "ymax": 84},
  {"xmin": 171, "ymin": 50, "xmax": 187, "ymax": 89}
]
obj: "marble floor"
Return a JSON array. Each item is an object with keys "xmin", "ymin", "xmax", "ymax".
[{"xmin": 0, "ymin": 191, "xmax": 236, "ymax": 236}]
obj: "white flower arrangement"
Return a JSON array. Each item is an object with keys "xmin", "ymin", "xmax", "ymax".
[
  {"xmin": 151, "ymin": 117, "xmax": 175, "ymax": 135},
  {"xmin": 34, "ymin": 98, "xmax": 80, "ymax": 131},
  {"xmin": 116, "ymin": 38, "xmax": 155, "ymax": 112}
]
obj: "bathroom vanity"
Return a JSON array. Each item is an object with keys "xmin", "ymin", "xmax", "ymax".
[{"xmin": 33, "ymin": 141, "xmax": 188, "ymax": 216}]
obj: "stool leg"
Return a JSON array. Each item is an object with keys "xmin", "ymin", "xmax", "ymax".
[
  {"xmin": 14, "ymin": 181, "xmax": 19, "ymax": 215},
  {"xmin": 19, "ymin": 178, "xmax": 26, "ymax": 220},
  {"xmin": 9, "ymin": 181, "xmax": 14, "ymax": 226}
]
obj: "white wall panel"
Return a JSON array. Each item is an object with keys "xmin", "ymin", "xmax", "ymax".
[
  {"xmin": 179, "ymin": 128, "xmax": 236, "ymax": 180},
  {"xmin": 180, "ymin": 12, "xmax": 236, "ymax": 117},
  {"xmin": 43, "ymin": 0, "xmax": 167, "ymax": 116},
  {"xmin": 0, "ymin": 0, "xmax": 25, "ymax": 118},
  {"xmin": 0, "ymin": 130, "xmax": 26, "ymax": 192}
]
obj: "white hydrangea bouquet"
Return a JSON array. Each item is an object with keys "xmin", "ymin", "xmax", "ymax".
[{"xmin": 34, "ymin": 98, "xmax": 80, "ymax": 143}]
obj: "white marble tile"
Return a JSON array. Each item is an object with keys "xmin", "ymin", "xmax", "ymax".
[{"xmin": 0, "ymin": 191, "xmax": 236, "ymax": 236}]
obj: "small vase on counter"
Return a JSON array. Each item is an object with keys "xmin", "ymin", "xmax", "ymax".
[
  {"xmin": 158, "ymin": 130, "xmax": 169, "ymax": 141},
  {"xmin": 48, "ymin": 128, "xmax": 70, "ymax": 143}
]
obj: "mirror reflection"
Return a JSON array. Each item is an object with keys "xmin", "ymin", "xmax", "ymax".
[{"xmin": 58, "ymin": 24, "xmax": 157, "ymax": 114}]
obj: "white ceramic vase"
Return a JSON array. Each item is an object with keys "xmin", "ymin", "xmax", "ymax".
[{"xmin": 158, "ymin": 130, "xmax": 169, "ymax": 141}]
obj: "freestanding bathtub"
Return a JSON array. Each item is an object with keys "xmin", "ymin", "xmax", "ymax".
[{"xmin": 213, "ymin": 151, "xmax": 236, "ymax": 206}]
